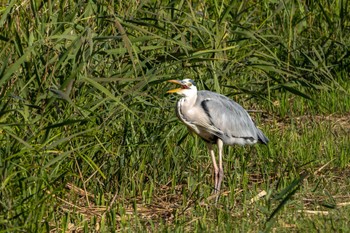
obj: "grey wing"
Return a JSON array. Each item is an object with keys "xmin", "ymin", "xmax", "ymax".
[{"xmin": 196, "ymin": 91, "xmax": 268, "ymax": 145}]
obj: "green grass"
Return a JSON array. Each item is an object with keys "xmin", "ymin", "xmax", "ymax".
[{"xmin": 1, "ymin": 0, "xmax": 350, "ymax": 232}]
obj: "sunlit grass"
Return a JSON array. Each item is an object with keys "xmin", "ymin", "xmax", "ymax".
[{"xmin": 1, "ymin": 0, "xmax": 350, "ymax": 232}]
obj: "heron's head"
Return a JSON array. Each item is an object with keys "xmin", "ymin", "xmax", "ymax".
[{"xmin": 167, "ymin": 79, "xmax": 197, "ymax": 97}]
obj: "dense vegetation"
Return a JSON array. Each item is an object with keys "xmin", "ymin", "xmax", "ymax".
[{"xmin": 1, "ymin": 0, "xmax": 349, "ymax": 231}]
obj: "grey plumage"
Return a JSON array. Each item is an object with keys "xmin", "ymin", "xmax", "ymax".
[
  {"xmin": 180, "ymin": 90, "xmax": 269, "ymax": 145},
  {"xmin": 167, "ymin": 79, "xmax": 269, "ymax": 202}
]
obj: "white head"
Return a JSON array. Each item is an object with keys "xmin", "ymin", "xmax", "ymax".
[{"xmin": 167, "ymin": 79, "xmax": 197, "ymax": 97}]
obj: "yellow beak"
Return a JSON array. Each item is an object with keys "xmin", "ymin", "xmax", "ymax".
[{"xmin": 167, "ymin": 80, "xmax": 183, "ymax": 93}]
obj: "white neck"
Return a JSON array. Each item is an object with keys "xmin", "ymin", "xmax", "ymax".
[{"xmin": 177, "ymin": 89, "xmax": 197, "ymax": 115}]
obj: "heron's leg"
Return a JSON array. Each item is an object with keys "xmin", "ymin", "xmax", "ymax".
[
  {"xmin": 207, "ymin": 143, "xmax": 219, "ymax": 193},
  {"xmin": 216, "ymin": 139, "xmax": 224, "ymax": 201}
]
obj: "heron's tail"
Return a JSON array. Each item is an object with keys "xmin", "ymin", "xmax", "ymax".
[{"xmin": 257, "ymin": 128, "xmax": 269, "ymax": 145}]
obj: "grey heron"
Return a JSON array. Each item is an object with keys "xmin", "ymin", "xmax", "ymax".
[{"xmin": 167, "ymin": 79, "xmax": 269, "ymax": 202}]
